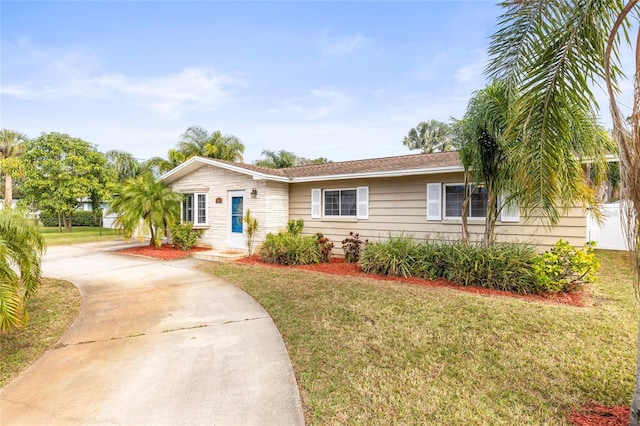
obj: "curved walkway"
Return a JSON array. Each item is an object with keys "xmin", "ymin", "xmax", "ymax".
[{"xmin": 0, "ymin": 241, "xmax": 304, "ymax": 425}]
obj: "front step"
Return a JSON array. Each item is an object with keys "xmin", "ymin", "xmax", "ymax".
[{"xmin": 192, "ymin": 249, "xmax": 246, "ymax": 263}]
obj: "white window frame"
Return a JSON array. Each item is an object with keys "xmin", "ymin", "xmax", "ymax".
[
  {"xmin": 311, "ymin": 186, "xmax": 369, "ymax": 220},
  {"xmin": 443, "ymin": 183, "xmax": 487, "ymax": 220},
  {"xmin": 182, "ymin": 193, "xmax": 208, "ymax": 226},
  {"xmin": 323, "ymin": 188, "xmax": 358, "ymax": 217}
]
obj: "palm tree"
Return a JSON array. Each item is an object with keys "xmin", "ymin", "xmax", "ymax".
[
  {"xmin": 105, "ymin": 150, "xmax": 144, "ymax": 181},
  {"xmin": 178, "ymin": 126, "xmax": 245, "ymax": 162},
  {"xmin": 143, "ymin": 150, "xmax": 184, "ymax": 177},
  {"xmin": 453, "ymin": 81, "xmax": 514, "ymax": 247},
  {"xmin": 0, "ymin": 208, "xmax": 45, "ymax": 333},
  {"xmin": 255, "ymin": 149, "xmax": 300, "ymax": 168},
  {"xmin": 486, "ymin": 1, "xmax": 639, "ymax": 421},
  {"xmin": 0, "ymin": 129, "xmax": 28, "ymax": 208},
  {"xmin": 109, "ymin": 173, "xmax": 182, "ymax": 247},
  {"xmin": 402, "ymin": 119, "xmax": 453, "ymax": 154}
]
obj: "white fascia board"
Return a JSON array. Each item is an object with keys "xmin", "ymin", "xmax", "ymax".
[
  {"xmin": 581, "ymin": 154, "xmax": 620, "ymax": 164},
  {"xmin": 290, "ymin": 165, "xmax": 464, "ymax": 183},
  {"xmin": 159, "ymin": 157, "xmax": 289, "ymax": 183},
  {"xmin": 193, "ymin": 158, "xmax": 289, "ymax": 182}
]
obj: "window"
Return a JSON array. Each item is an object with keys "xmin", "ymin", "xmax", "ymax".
[
  {"xmin": 324, "ymin": 189, "xmax": 356, "ymax": 216},
  {"xmin": 444, "ymin": 184, "xmax": 487, "ymax": 219},
  {"xmin": 311, "ymin": 187, "xmax": 368, "ymax": 219},
  {"xmin": 182, "ymin": 193, "xmax": 207, "ymax": 226}
]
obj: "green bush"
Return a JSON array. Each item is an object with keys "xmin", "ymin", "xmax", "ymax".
[
  {"xmin": 439, "ymin": 242, "xmax": 540, "ymax": 294},
  {"xmin": 359, "ymin": 234, "xmax": 418, "ymax": 277},
  {"xmin": 358, "ymin": 235, "xmax": 591, "ymax": 295},
  {"xmin": 39, "ymin": 210, "xmax": 102, "ymax": 227},
  {"xmin": 287, "ymin": 219, "xmax": 305, "ymax": 236},
  {"xmin": 259, "ymin": 232, "xmax": 321, "ymax": 265},
  {"xmin": 170, "ymin": 223, "xmax": 201, "ymax": 251},
  {"xmin": 531, "ymin": 240, "xmax": 600, "ymax": 293}
]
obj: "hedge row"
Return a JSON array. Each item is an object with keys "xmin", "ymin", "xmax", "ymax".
[
  {"xmin": 359, "ymin": 236, "xmax": 600, "ymax": 295},
  {"xmin": 39, "ymin": 210, "xmax": 103, "ymax": 227}
]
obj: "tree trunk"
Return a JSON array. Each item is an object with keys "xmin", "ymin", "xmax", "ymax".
[
  {"xmin": 4, "ymin": 174, "xmax": 12, "ymax": 208},
  {"xmin": 149, "ymin": 225, "xmax": 156, "ymax": 247},
  {"xmin": 483, "ymin": 189, "xmax": 498, "ymax": 248},
  {"xmin": 461, "ymin": 174, "xmax": 470, "ymax": 244},
  {"xmin": 58, "ymin": 212, "xmax": 62, "ymax": 233},
  {"xmin": 631, "ymin": 318, "xmax": 640, "ymax": 426}
]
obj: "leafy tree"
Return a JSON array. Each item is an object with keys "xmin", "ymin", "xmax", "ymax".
[
  {"xmin": 402, "ymin": 119, "xmax": 453, "ymax": 153},
  {"xmin": 21, "ymin": 133, "xmax": 110, "ymax": 232},
  {"xmin": 0, "ymin": 208, "xmax": 45, "ymax": 333},
  {"xmin": 486, "ymin": 1, "xmax": 638, "ymax": 420},
  {"xmin": 109, "ymin": 173, "xmax": 182, "ymax": 247},
  {"xmin": 300, "ymin": 156, "xmax": 333, "ymax": 165},
  {"xmin": 255, "ymin": 149, "xmax": 300, "ymax": 168},
  {"xmin": 177, "ymin": 126, "xmax": 244, "ymax": 162},
  {"xmin": 0, "ymin": 129, "xmax": 28, "ymax": 207}
]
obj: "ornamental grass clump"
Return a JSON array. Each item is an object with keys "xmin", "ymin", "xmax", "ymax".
[{"xmin": 359, "ymin": 235, "xmax": 598, "ymax": 295}]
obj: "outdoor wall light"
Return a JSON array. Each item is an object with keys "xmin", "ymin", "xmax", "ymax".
[{"xmin": 250, "ymin": 188, "xmax": 258, "ymax": 198}]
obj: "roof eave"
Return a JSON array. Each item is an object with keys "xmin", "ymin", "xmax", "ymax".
[
  {"xmin": 289, "ymin": 165, "xmax": 464, "ymax": 183},
  {"xmin": 159, "ymin": 157, "xmax": 289, "ymax": 183}
]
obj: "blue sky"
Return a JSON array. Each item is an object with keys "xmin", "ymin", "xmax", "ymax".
[{"xmin": 1, "ymin": 1, "xmax": 531, "ymax": 163}]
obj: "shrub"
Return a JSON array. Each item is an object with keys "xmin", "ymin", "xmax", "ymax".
[
  {"xmin": 316, "ymin": 232, "xmax": 334, "ymax": 263},
  {"xmin": 244, "ymin": 209, "xmax": 259, "ymax": 256},
  {"xmin": 439, "ymin": 242, "xmax": 540, "ymax": 294},
  {"xmin": 259, "ymin": 232, "xmax": 320, "ymax": 265},
  {"xmin": 341, "ymin": 231, "xmax": 368, "ymax": 263},
  {"xmin": 39, "ymin": 210, "xmax": 103, "ymax": 227},
  {"xmin": 170, "ymin": 223, "xmax": 201, "ymax": 251},
  {"xmin": 287, "ymin": 219, "xmax": 305, "ymax": 236},
  {"xmin": 359, "ymin": 235, "xmax": 548, "ymax": 294},
  {"xmin": 359, "ymin": 234, "xmax": 417, "ymax": 277},
  {"xmin": 532, "ymin": 240, "xmax": 600, "ymax": 293}
]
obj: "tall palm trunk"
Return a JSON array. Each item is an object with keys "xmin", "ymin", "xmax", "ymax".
[
  {"xmin": 483, "ymin": 188, "xmax": 498, "ymax": 248},
  {"xmin": 4, "ymin": 174, "xmax": 12, "ymax": 208},
  {"xmin": 461, "ymin": 173, "xmax": 471, "ymax": 244}
]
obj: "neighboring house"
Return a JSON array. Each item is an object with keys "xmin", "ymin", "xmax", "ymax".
[{"xmin": 160, "ymin": 151, "xmax": 592, "ymax": 254}]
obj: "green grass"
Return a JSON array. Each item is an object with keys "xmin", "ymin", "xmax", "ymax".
[
  {"xmin": 203, "ymin": 250, "xmax": 638, "ymax": 425},
  {"xmin": 39, "ymin": 226, "xmax": 122, "ymax": 246},
  {"xmin": 0, "ymin": 278, "xmax": 81, "ymax": 388}
]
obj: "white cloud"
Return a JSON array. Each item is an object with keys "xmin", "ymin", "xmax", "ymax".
[
  {"xmin": 455, "ymin": 52, "xmax": 487, "ymax": 83},
  {"xmin": 2, "ymin": 67, "xmax": 246, "ymax": 118},
  {"xmin": 281, "ymin": 88, "xmax": 353, "ymax": 120},
  {"xmin": 320, "ymin": 31, "xmax": 369, "ymax": 55},
  {"xmin": 2, "ymin": 41, "xmax": 246, "ymax": 117}
]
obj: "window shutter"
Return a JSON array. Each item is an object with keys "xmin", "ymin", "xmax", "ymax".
[
  {"xmin": 499, "ymin": 192, "xmax": 520, "ymax": 222},
  {"xmin": 357, "ymin": 186, "xmax": 369, "ymax": 219},
  {"xmin": 311, "ymin": 189, "xmax": 321, "ymax": 219},
  {"xmin": 426, "ymin": 183, "xmax": 442, "ymax": 221}
]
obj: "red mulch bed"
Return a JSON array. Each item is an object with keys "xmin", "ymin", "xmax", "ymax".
[
  {"xmin": 567, "ymin": 403, "xmax": 630, "ymax": 426},
  {"xmin": 116, "ymin": 244, "xmax": 209, "ymax": 260},
  {"xmin": 237, "ymin": 255, "xmax": 584, "ymax": 307}
]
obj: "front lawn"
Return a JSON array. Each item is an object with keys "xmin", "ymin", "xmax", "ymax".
[
  {"xmin": 0, "ymin": 278, "xmax": 81, "ymax": 388},
  {"xmin": 203, "ymin": 250, "xmax": 637, "ymax": 425},
  {"xmin": 39, "ymin": 226, "xmax": 122, "ymax": 246}
]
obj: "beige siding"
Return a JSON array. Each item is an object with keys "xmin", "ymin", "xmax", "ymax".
[
  {"xmin": 289, "ymin": 173, "xmax": 587, "ymax": 252},
  {"xmin": 170, "ymin": 165, "xmax": 289, "ymax": 252}
]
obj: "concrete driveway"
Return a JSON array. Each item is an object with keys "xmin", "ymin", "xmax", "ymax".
[{"xmin": 0, "ymin": 241, "xmax": 304, "ymax": 425}]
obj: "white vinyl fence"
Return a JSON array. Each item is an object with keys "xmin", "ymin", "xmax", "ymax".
[{"xmin": 587, "ymin": 202, "xmax": 629, "ymax": 251}]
